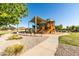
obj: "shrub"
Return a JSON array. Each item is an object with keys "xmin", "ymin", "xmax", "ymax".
[
  {"xmin": 2, "ymin": 44, "xmax": 24, "ymax": 56},
  {"xmin": 7, "ymin": 34, "xmax": 22, "ymax": 40},
  {"xmin": 0, "ymin": 33, "xmax": 5, "ymax": 36},
  {"xmin": 0, "ymin": 33, "xmax": 3, "ymax": 36}
]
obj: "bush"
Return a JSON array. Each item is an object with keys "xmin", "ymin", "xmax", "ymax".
[
  {"xmin": 0, "ymin": 33, "xmax": 5, "ymax": 36},
  {"xmin": 7, "ymin": 34, "xmax": 22, "ymax": 40},
  {"xmin": 2, "ymin": 44, "xmax": 24, "ymax": 56},
  {"xmin": 0, "ymin": 32, "xmax": 6, "ymax": 36}
]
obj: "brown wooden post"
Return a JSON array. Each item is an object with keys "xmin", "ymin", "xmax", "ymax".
[{"xmin": 35, "ymin": 16, "xmax": 37, "ymax": 34}]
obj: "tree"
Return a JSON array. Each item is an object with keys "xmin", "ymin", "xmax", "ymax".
[
  {"xmin": 66, "ymin": 26, "xmax": 79, "ymax": 32},
  {"xmin": 55, "ymin": 24, "xmax": 63, "ymax": 32},
  {"xmin": 66, "ymin": 26, "xmax": 70, "ymax": 32},
  {"xmin": 0, "ymin": 3, "xmax": 28, "ymax": 33},
  {"xmin": 76, "ymin": 26, "xmax": 79, "ymax": 31},
  {"xmin": 58, "ymin": 24, "xmax": 63, "ymax": 30},
  {"xmin": 0, "ymin": 4, "xmax": 28, "ymax": 27},
  {"xmin": 71, "ymin": 26, "xmax": 76, "ymax": 31}
]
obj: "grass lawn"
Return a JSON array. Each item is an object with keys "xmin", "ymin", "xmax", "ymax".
[{"xmin": 59, "ymin": 33, "xmax": 79, "ymax": 47}]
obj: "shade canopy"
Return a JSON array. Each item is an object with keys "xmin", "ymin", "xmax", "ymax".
[{"xmin": 29, "ymin": 16, "xmax": 47, "ymax": 24}]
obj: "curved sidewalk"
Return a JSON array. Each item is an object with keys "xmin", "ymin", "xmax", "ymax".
[{"xmin": 21, "ymin": 33, "xmax": 68, "ymax": 56}]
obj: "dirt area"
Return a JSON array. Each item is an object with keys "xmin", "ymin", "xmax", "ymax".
[{"xmin": 55, "ymin": 43, "xmax": 79, "ymax": 56}]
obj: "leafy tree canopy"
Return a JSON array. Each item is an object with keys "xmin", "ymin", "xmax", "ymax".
[{"xmin": 0, "ymin": 3, "xmax": 28, "ymax": 27}]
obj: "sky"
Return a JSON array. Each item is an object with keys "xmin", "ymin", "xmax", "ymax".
[{"xmin": 18, "ymin": 3, "xmax": 79, "ymax": 28}]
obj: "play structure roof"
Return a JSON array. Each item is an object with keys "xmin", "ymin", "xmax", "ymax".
[
  {"xmin": 29, "ymin": 16, "xmax": 47, "ymax": 24},
  {"xmin": 46, "ymin": 19, "xmax": 55, "ymax": 22}
]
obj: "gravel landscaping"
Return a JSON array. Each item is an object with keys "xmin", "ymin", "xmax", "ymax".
[
  {"xmin": 19, "ymin": 35, "xmax": 48, "ymax": 54},
  {"xmin": 0, "ymin": 34, "xmax": 48, "ymax": 56},
  {"xmin": 55, "ymin": 43, "xmax": 79, "ymax": 56},
  {"xmin": 55, "ymin": 33, "xmax": 79, "ymax": 56}
]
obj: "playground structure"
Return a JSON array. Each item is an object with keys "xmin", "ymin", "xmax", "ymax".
[{"xmin": 28, "ymin": 16, "xmax": 55, "ymax": 34}]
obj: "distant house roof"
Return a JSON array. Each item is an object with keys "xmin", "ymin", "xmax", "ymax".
[
  {"xmin": 18, "ymin": 27, "xmax": 26, "ymax": 30},
  {"xmin": 29, "ymin": 16, "xmax": 47, "ymax": 24}
]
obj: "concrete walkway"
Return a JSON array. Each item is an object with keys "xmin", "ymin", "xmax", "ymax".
[{"xmin": 21, "ymin": 33, "xmax": 68, "ymax": 56}]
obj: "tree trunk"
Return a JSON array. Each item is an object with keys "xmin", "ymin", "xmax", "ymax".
[{"xmin": 17, "ymin": 24, "xmax": 18, "ymax": 34}]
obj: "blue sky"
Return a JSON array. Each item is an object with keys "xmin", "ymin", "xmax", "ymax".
[{"xmin": 18, "ymin": 3, "xmax": 79, "ymax": 28}]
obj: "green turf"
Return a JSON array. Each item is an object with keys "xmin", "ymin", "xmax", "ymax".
[{"xmin": 59, "ymin": 33, "xmax": 79, "ymax": 47}]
